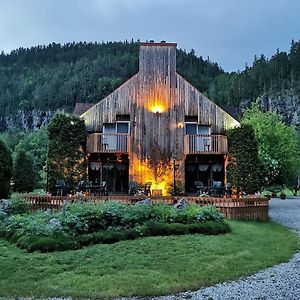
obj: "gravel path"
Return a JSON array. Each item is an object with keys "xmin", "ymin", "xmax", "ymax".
[{"xmin": 145, "ymin": 198, "xmax": 300, "ymax": 300}]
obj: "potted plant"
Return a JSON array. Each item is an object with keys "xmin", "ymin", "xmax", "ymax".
[
  {"xmin": 268, "ymin": 185, "xmax": 282, "ymax": 198},
  {"xmin": 280, "ymin": 191, "xmax": 286, "ymax": 200},
  {"xmin": 264, "ymin": 194, "xmax": 271, "ymax": 200}
]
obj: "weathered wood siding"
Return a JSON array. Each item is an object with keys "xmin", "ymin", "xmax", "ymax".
[{"xmin": 81, "ymin": 42, "xmax": 239, "ymax": 186}]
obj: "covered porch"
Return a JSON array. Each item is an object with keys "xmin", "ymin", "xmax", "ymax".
[{"xmin": 185, "ymin": 154, "xmax": 227, "ymax": 195}]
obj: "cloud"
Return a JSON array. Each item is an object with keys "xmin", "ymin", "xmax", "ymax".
[{"xmin": 0, "ymin": 0, "xmax": 299, "ymax": 71}]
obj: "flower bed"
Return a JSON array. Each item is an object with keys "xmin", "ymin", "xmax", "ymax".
[{"xmin": 0, "ymin": 198, "xmax": 230, "ymax": 252}]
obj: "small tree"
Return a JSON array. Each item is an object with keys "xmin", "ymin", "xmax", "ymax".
[
  {"xmin": 227, "ymin": 124, "xmax": 261, "ymax": 194},
  {"xmin": 243, "ymin": 103, "xmax": 300, "ymax": 189},
  {"xmin": 13, "ymin": 149, "xmax": 35, "ymax": 193},
  {"xmin": 47, "ymin": 113, "xmax": 87, "ymax": 194},
  {"xmin": 0, "ymin": 139, "xmax": 13, "ymax": 198}
]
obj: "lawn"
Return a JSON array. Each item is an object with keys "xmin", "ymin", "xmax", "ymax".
[{"xmin": 0, "ymin": 220, "xmax": 298, "ymax": 299}]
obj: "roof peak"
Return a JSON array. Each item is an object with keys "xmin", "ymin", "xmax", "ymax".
[{"xmin": 140, "ymin": 41, "xmax": 177, "ymax": 47}]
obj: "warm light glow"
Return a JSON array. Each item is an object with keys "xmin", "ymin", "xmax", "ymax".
[
  {"xmin": 130, "ymin": 155, "xmax": 173, "ymax": 195},
  {"xmin": 149, "ymin": 104, "xmax": 166, "ymax": 114}
]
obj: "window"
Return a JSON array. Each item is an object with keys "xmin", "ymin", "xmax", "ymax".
[
  {"xmin": 117, "ymin": 122, "xmax": 130, "ymax": 134},
  {"xmin": 102, "ymin": 122, "xmax": 129, "ymax": 151},
  {"xmin": 103, "ymin": 122, "xmax": 130, "ymax": 134},
  {"xmin": 185, "ymin": 123, "xmax": 210, "ymax": 135},
  {"xmin": 185, "ymin": 123, "xmax": 212, "ymax": 152},
  {"xmin": 185, "ymin": 123, "xmax": 197, "ymax": 135}
]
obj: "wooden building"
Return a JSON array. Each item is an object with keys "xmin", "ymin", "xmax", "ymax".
[{"xmin": 80, "ymin": 41, "xmax": 239, "ymax": 195}]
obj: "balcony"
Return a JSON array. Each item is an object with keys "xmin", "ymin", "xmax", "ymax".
[
  {"xmin": 184, "ymin": 134, "xmax": 228, "ymax": 155},
  {"xmin": 86, "ymin": 133, "xmax": 129, "ymax": 153}
]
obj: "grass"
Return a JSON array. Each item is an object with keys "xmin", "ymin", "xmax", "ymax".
[{"xmin": 0, "ymin": 220, "xmax": 298, "ymax": 299}]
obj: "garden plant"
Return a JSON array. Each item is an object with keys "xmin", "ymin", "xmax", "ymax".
[{"xmin": 0, "ymin": 199, "xmax": 229, "ymax": 252}]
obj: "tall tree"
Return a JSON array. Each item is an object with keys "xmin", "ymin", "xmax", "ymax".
[
  {"xmin": 14, "ymin": 127, "xmax": 48, "ymax": 187},
  {"xmin": 13, "ymin": 149, "xmax": 35, "ymax": 193},
  {"xmin": 47, "ymin": 113, "xmax": 87, "ymax": 194},
  {"xmin": 227, "ymin": 124, "xmax": 261, "ymax": 194},
  {"xmin": 0, "ymin": 139, "xmax": 13, "ymax": 198}
]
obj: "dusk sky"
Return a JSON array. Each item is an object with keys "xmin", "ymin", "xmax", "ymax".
[{"xmin": 0, "ymin": 0, "xmax": 299, "ymax": 71}]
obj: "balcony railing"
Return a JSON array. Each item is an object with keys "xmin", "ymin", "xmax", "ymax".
[
  {"xmin": 86, "ymin": 133, "xmax": 129, "ymax": 153},
  {"xmin": 184, "ymin": 134, "xmax": 228, "ymax": 154}
]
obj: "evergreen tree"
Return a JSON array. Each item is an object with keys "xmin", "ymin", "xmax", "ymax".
[
  {"xmin": 47, "ymin": 113, "xmax": 87, "ymax": 194},
  {"xmin": 227, "ymin": 124, "xmax": 261, "ymax": 194},
  {"xmin": 0, "ymin": 139, "xmax": 13, "ymax": 198},
  {"xmin": 13, "ymin": 149, "xmax": 35, "ymax": 193}
]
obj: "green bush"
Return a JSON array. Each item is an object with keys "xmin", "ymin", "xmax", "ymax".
[
  {"xmin": 17, "ymin": 234, "xmax": 79, "ymax": 252},
  {"xmin": 149, "ymin": 203, "xmax": 177, "ymax": 223},
  {"xmin": 196, "ymin": 205, "xmax": 224, "ymax": 222},
  {"xmin": 0, "ymin": 201, "xmax": 228, "ymax": 252},
  {"xmin": 4, "ymin": 198, "xmax": 31, "ymax": 215},
  {"xmin": 9, "ymin": 221, "xmax": 230, "ymax": 252},
  {"xmin": 174, "ymin": 204, "xmax": 202, "ymax": 224}
]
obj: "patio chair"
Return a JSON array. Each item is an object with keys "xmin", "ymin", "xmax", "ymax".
[
  {"xmin": 55, "ymin": 180, "xmax": 66, "ymax": 196},
  {"xmin": 129, "ymin": 181, "xmax": 139, "ymax": 196},
  {"xmin": 144, "ymin": 182, "xmax": 152, "ymax": 196},
  {"xmin": 195, "ymin": 181, "xmax": 204, "ymax": 196},
  {"xmin": 98, "ymin": 181, "xmax": 108, "ymax": 196}
]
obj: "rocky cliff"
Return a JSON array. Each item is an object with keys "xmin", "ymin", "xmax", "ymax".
[
  {"xmin": 0, "ymin": 110, "xmax": 55, "ymax": 132},
  {"xmin": 240, "ymin": 88, "xmax": 300, "ymax": 129}
]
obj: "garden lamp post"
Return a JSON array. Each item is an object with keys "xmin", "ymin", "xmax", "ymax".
[{"xmin": 173, "ymin": 156, "xmax": 176, "ymax": 196}]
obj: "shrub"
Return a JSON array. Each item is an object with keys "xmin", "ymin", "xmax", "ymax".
[
  {"xmin": 4, "ymin": 198, "xmax": 31, "ymax": 215},
  {"xmin": 7, "ymin": 220, "xmax": 230, "ymax": 252},
  {"xmin": 174, "ymin": 204, "xmax": 202, "ymax": 224},
  {"xmin": 196, "ymin": 205, "xmax": 224, "ymax": 222},
  {"xmin": 3, "ymin": 211, "xmax": 64, "ymax": 238},
  {"xmin": 17, "ymin": 234, "xmax": 79, "ymax": 252},
  {"xmin": 149, "ymin": 203, "xmax": 177, "ymax": 223}
]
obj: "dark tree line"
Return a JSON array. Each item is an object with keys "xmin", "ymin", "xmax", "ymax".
[
  {"xmin": 209, "ymin": 40, "xmax": 300, "ymax": 109},
  {"xmin": 0, "ymin": 41, "xmax": 224, "ymax": 116}
]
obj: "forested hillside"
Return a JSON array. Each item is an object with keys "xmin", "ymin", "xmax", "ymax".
[
  {"xmin": 1, "ymin": 39, "xmax": 300, "ymax": 129},
  {"xmin": 208, "ymin": 40, "xmax": 300, "ymax": 112},
  {"xmin": 0, "ymin": 41, "xmax": 223, "ymax": 115}
]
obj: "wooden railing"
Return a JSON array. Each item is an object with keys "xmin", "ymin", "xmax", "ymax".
[
  {"xmin": 22, "ymin": 196, "xmax": 269, "ymax": 221},
  {"xmin": 184, "ymin": 134, "xmax": 228, "ymax": 154},
  {"xmin": 86, "ymin": 133, "xmax": 129, "ymax": 153}
]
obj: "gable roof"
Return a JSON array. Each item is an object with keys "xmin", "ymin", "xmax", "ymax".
[{"xmin": 73, "ymin": 103, "xmax": 94, "ymax": 116}]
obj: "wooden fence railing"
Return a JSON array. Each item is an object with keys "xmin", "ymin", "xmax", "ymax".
[
  {"xmin": 86, "ymin": 133, "xmax": 129, "ymax": 153},
  {"xmin": 22, "ymin": 195, "xmax": 269, "ymax": 221},
  {"xmin": 184, "ymin": 134, "xmax": 228, "ymax": 155}
]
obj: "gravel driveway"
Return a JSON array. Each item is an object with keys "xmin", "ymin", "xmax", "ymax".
[{"xmin": 146, "ymin": 198, "xmax": 300, "ymax": 300}]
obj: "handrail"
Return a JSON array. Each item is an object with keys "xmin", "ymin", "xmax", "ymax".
[
  {"xmin": 184, "ymin": 134, "xmax": 228, "ymax": 154},
  {"xmin": 86, "ymin": 133, "xmax": 129, "ymax": 153}
]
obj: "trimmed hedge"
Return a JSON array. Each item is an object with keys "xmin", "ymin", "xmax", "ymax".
[{"xmin": 15, "ymin": 221, "xmax": 231, "ymax": 252}]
